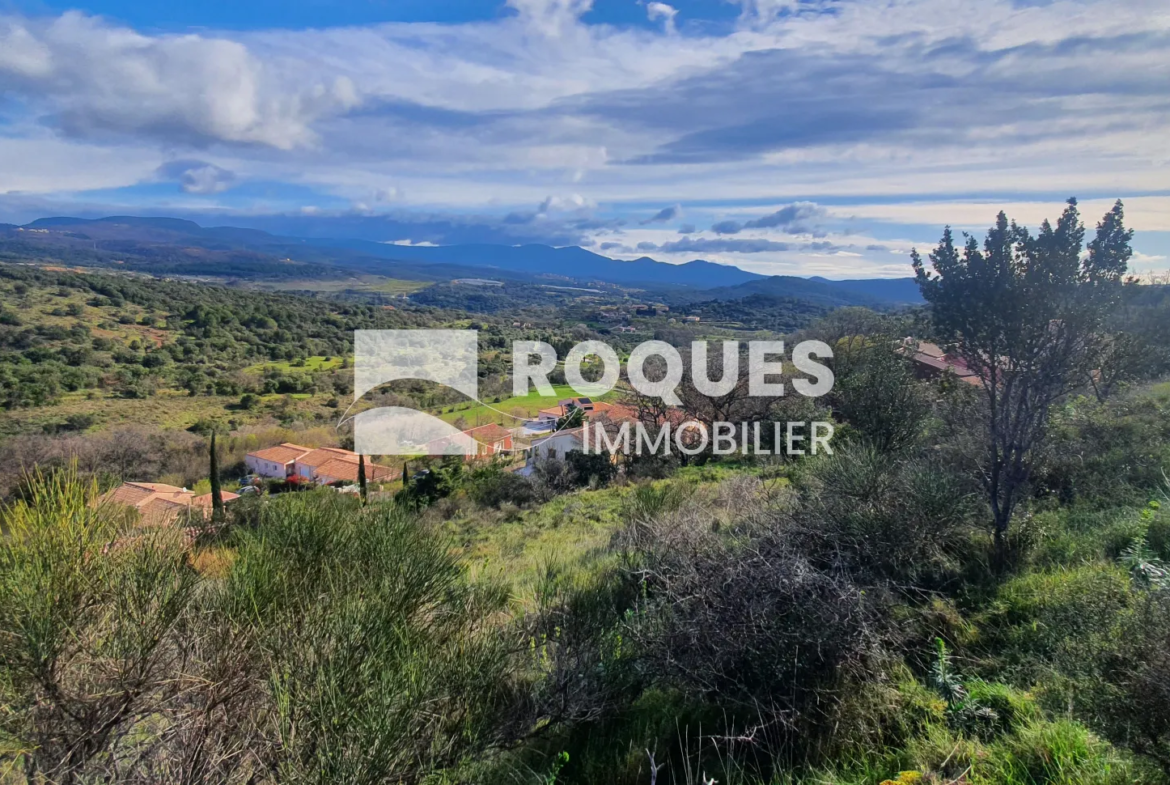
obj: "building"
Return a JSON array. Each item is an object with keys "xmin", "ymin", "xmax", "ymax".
[
  {"xmin": 288, "ymin": 447, "xmax": 401, "ymax": 485},
  {"xmin": 313, "ymin": 458, "xmax": 398, "ymax": 485},
  {"xmin": 422, "ymin": 422, "xmax": 515, "ymax": 457},
  {"xmin": 245, "ymin": 442, "xmax": 313, "ymax": 478},
  {"xmin": 527, "ymin": 427, "xmax": 586, "ymax": 464},
  {"xmin": 100, "ymin": 482, "xmax": 239, "ymax": 526},
  {"xmin": 901, "ymin": 339, "xmax": 982, "ymax": 386},
  {"xmin": 536, "ymin": 396, "xmax": 596, "ymax": 424},
  {"xmin": 523, "ymin": 406, "xmax": 638, "ymax": 469}
]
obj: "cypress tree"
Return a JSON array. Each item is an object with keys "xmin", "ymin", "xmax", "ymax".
[
  {"xmin": 358, "ymin": 453, "xmax": 368, "ymax": 504},
  {"xmin": 210, "ymin": 431, "xmax": 224, "ymax": 521}
]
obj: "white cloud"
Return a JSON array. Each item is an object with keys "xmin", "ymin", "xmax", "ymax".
[
  {"xmin": 506, "ymin": 0, "xmax": 594, "ymax": 36},
  {"xmin": 538, "ymin": 193, "xmax": 595, "ymax": 213},
  {"xmin": 0, "ymin": 0, "xmax": 1167, "ymax": 279},
  {"xmin": 0, "ymin": 12, "xmax": 359, "ymax": 149},
  {"xmin": 157, "ymin": 160, "xmax": 236, "ymax": 194},
  {"xmin": 645, "ymin": 2, "xmax": 678, "ymax": 34}
]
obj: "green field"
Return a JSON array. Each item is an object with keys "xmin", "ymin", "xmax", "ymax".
[{"xmin": 435, "ymin": 384, "xmax": 613, "ymax": 427}]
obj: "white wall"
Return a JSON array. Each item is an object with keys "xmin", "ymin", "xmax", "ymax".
[{"xmin": 246, "ymin": 456, "xmax": 290, "ymax": 478}]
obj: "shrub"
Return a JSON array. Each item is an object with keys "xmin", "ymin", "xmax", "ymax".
[
  {"xmin": 0, "ymin": 469, "xmax": 198, "ymax": 782},
  {"xmin": 468, "ymin": 463, "xmax": 536, "ymax": 508},
  {"xmin": 220, "ymin": 492, "xmax": 531, "ymax": 784}
]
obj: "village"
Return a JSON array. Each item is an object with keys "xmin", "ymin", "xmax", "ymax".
[
  {"xmin": 96, "ymin": 395, "xmax": 642, "ymax": 524},
  {"xmin": 94, "ymin": 338, "xmax": 976, "ymax": 526}
]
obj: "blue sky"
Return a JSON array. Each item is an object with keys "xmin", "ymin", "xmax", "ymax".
[{"xmin": 1, "ymin": 0, "xmax": 1167, "ymax": 278}]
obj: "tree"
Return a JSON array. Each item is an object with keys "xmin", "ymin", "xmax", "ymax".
[
  {"xmin": 210, "ymin": 431, "xmax": 224, "ymax": 521},
  {"xmin": 831, "ymin": 337, "xmax": 931, "ymax": 454},
  {"xmin": 1086, "ymin": 330, "xmax": 1166, "ymax": 402},
  {"xmin": 912, "ymin": 199, "xmax": 1132, "ymax": 550},
  {"xmin": 556, "ymin": 406, "xmax": 585, "ymax": 431},
  {"xmin": 358, "ymin": 453, "xmax": 368, "ymax": 504}
]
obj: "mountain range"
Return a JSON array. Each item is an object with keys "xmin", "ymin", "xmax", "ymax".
[{"xmin": 0, "ymin": 215, "xmax": 923, "ymax": 306}]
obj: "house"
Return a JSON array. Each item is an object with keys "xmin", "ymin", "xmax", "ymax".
[
  {"xmin": 290, "ymin": 447, "xmax": 400, "ymax": 485},
  {"xmin": 536, "ymin": 397, "xmax": 596, "ymax": 424},
  {"xmin": 527, "ymin": 427, "xmax": 587, "ymax": 464},
  {"xmin": 682, "ymin": 315, "xmax": 701, "ymax": 323},
  {"xmin": 523, "ymin": 406, "xmax": 638, "ymax": 470},
  {"xmin": 100, "ymin": 482, "xmax": 239, "ymax": 526},
  {"xmin": 313, "ymin": 458, "xmax": 398, "ymax": 485},
  {"xmin": 462, "ymin": 423, "xmax": 514, "ymax": 455},
  {"xmin": 422, "ymin": 422, "xmax": 514, "ymax": 457},
  {"xmin": 245, "ymin": 442, "xmax": 313, "ymax": 478},
  {"xmin": 900, "ymin": 339, "xmax": 982, "ymax": 386}
]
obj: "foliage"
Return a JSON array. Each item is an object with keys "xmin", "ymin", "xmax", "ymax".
[
  {"xmin": 913, "ymin": 199, "xmax": 1133, "ymax": 546},
  {"xmin": 0, "ymin": 468, "xmax": 198, "ymax": 782},
  {"xmin": 830, "ymin": 337, "xmax": 933, "ymax": 453}
]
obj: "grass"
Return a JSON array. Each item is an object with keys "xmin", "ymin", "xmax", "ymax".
[
  {"xmin": 244, "ymin": 355, "xmax": 343, "ymax": 375},
  {"xmin": 442, "ymin": 463, "xmax": 771, "ymax": 609},
  {"xmin": 436, "ymin": 384, "xmax": 613, "ymax": 427},
  {"xmin": 0, "ymin": 387, "xmax": 339, "ymax": 437}
]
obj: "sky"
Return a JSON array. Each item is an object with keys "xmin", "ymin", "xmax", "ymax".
[{"xmin": 0, "ymin": 0, "xmax": 1168, "ymax": 279}]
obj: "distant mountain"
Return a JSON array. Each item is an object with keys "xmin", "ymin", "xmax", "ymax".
[
  {"xmin": 305, "ymin": 238, "xmax": 763, "ymax": 288},
  {"xmin": 808, "ymin": 276, "xmax": 923, "ymax": 304},
  {"xmin": 12, "ymin": 216, "xmax": 762, "ymax": 289},
  {"xmin": 4, "ymin": 216, "xmax": 919, "ymax": 306},
  {"xmin": 673, "ymin": 275, "xmax": 901, "ymax": 310}
]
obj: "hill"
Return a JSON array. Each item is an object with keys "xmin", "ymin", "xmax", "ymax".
[
  {"xmin": 673, "ymin": 275, "xmax": 903, "ymax": 310},
  {"xmin": 808, "ymin": 275, "xmax": 923, "ymax": 304},
  {"xmin": 8, "ymin": 216, "xmax": 762, "ymax": 290}
]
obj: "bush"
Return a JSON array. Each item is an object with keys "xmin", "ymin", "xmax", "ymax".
[
  {"xmin": 220, "ymin": 492, "xmax": 531, "ymax": 784},
  {"xmin": 0, "ymin": 470, "xmax": 198, "ymax": 782},
  {"xmin": 468, "ymin": 463, "xmax": 536, "ymax": 508}
]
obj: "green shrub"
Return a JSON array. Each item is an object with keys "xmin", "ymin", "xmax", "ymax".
[{"xmin": 221, "ymin": 492, "xmax": 529, "ymax": 784}]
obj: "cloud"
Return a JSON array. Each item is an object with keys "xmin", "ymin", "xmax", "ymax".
[
  {"xmin": 538, "ymin": 193, "xmax": 595, "ymax": 213},
  {"xmin": 506, "ymin": 0, "xmax": 594, "ymax": 36},
  {"xmin": 645, "ymin": 2, "xmax": 678, "ymax": 34},
  {"xmin": 640, "ymin": 204, "xmax": 682, "ymax": 224},
  {"xmin": 0, "ymin": 12, "xmax": 359, "ymax": 149},
  {"xmin": 743, "ymin": 202, "xmax": 826, "ymax": 232},
  {"xmin": 157, "ymin": 160, "xmax": 237, "ymax": 194},
  {"xmin": 677, "ymin": 223, "xmax": 697, "ymax": 234},
  {"xmin": 711, "ymin": 220, "xmax": 744, "ymax": 235},
  {"xmin": 0, "ymin": 0, "xmax": 1167, "ymax": 273},
  {"xmin": 653, "ymin": 237, "xmax": 794, "ymax": 254},
  {"xmin": 711, "ymin": 201, "xmax": 829, "ymax": 235},
  {"xmin": 374, "ymin": 187, "xmax": 402, "ymax": 203}
]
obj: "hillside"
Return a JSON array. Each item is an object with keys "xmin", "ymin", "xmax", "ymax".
[
  {"xmin": 673, "ymin": 274, "xmax": 910, "ymax": 310},
  {"xmin": 6, "ymin": 216, "xmax": 763, "ymax": 290}
]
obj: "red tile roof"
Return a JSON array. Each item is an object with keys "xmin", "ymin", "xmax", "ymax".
[
  {"xmin": 296, "ymin": 447, "xmax": 360, "ymax": 468},
  {"xmin": 463, "ymin": 422, "xmax": 512, "ymax": 443},
  {"xmin": 192, "ymin": 491, "xmax": 240, "ymax": 508},
  {"xmin": 313, "ymin": 459, "xmax": 398, "ymax": 484},
  {"xmin": 100, "ymin": 482, "xmax": 239, "ymax": 525},
  {"xmin": 247, "ymin": 443, "xmax": 312, "ymax": 464}
]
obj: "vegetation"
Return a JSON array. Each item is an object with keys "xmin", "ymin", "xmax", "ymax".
[
  {"xmin": 914, "ymin": 199, "xmax": 1133, "ymax": 549},
  {"xmin": 2, "ymin": 202, "xmax": 1170, "ymax": 784}
]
